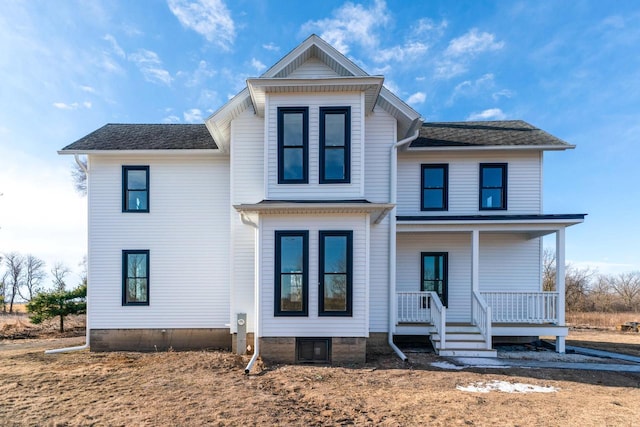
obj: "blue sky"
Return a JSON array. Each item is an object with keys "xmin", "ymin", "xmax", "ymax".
[{"xmin": 1, "ymin": 0, "xmax": 639, "ymax": 283}]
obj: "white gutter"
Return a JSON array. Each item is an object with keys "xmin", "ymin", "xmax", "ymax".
[
  {"xmin": 46, "ymin": 155, "xmax": 90, "ymax": 355},
  {"xmin": 244, "ymin": 215, "xmax": 260, "ymax": 374},
  {"xmin": 388, "ymin": 130, "xmax": 420, "ymax": 361}
]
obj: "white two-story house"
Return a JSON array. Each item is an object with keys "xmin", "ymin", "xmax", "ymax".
[{"xmin": 60, "ymin": 35, "xmax": 584, "ymax": 365}]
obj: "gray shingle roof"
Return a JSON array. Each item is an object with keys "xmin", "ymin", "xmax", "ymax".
[
  {"xmin": 411, "ymin": 120, "xmax": 571, "ymax": 148},
  {"xmin": 61, "ymin": 124, "xmax": 217, "ymax": 151}
]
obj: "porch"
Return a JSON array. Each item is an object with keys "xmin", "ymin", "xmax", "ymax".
[{"xmin": 395, "ymin": 290, "xmax": 568, "ymax": 357}]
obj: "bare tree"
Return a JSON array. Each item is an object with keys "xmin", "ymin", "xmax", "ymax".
[
  {"xmin": 71, "ymin": 156, "xmax": 87, "ymax": 196},
  {"xmin": 589, "ymin": 275, "xmax": 616, "ymax": 312},
  {"xmin": 3, "ymin": 252, "xmax": 25, "ymax": 313},
  {"xmin": 19, "ymin": 255, "xmax": 46, "ymax": 301},
  {"xmin": 51, "ymin": 262, "xmax": 71, "ymax": 292},
  {"xmin": 608, "ymin": 271, "xmax": 640, "ymax": 311},
  {"xmin": 564, "ymin": 264, "xmax": 597, "ymax": 312},
  {"xmin": 542, "ymin": 249, "xmax": 556, "ymax": 291}
]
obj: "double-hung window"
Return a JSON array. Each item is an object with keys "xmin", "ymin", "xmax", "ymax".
[
  {"xmin": 319, "ymin": 231, "xmax": 353, "ymax": 316},
  {"xmin": 479, "ymin": 163, "xmax": 507, "ymax": 210},
  {"xmin": 278, "ymin": 107, "xmax": 308, "ymax": 184},
  {"xmin": 122, "ymin": 250, "xmax": 149, "ymax": 305},
  {"xmin": 274, "ymin": 231, "xmax": 308, "ymax": 316},
  {"xmin": 122, "ymin": 166, "xmax": 149, "ymax": 212},
  {"xmin": 319, "ymin": 107, "xmax": 350, "ymax": 183},
  {"xmin": 421, "ymin": 164, "xmax": 448, "ymax": 210}
]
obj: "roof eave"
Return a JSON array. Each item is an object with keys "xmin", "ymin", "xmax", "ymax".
[
  {"xmin": 58, "ymin": 149, "xmax": 225, "ymax": 156},
  {"xmin": 406, "ymin": 144, "xmax": 576, "ymax": 152}
]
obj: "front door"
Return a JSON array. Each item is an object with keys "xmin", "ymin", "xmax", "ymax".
[{"xmin": 421, "ymin": 252, "xmax": 448, "ymax": 306}]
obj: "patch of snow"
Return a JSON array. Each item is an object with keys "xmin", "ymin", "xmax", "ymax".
[
  {"xmin": 431, "ymin": 361, "xmax": 464, "ymax": 370},
  {"xmin": 457, "ymin": 380, "xmax": 558, "ymax": 394}
]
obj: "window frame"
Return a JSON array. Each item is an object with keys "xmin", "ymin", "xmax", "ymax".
[
  {"xmin": 420, "ymin": 252, "xmax": 448, "ymax": 307},
  {"xmin": 122, "ymin": 165, "xmax": 150, "ymax": 213},
  {"xmin": 277, "ymin": 107, "xmax": 309, "ymax": 184},
  {"xmin": 421, "ymin": 164, "xmax": 449, "ymax": 211},
  {"xmin": 318, "ymin": 230, "xmax": 353, "ymax": 317},
  {"xmin": 319, "ymin": 106, "xmax": 351, "ymax": 184},
  {"xmin": 122, "ymin": 249, "xmax": 150, "ymax": 306},
  {"xmin": 479, "ymin": 163, "xmax": 508, "ymax": 211},
  {"xmin": 274, "ymin": 230, "xmax": 309, "ymax": 316}
]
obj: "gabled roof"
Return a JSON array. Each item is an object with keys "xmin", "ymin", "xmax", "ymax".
[
  {"xmin": 206, "ymin": 34, "xmax": 423, "ymax": 152},
  {"xmin": 410, "ymin": 120, "xmax": 574, "ymax": 150},
  {"xmin": 60, "ymin": 124, "xmax": 217, "ymax": 152}
]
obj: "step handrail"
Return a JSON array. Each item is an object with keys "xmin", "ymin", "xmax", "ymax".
[
  {"xmin": 472, "ymin": 290, "xmax": 492, "ymax": 350},
  {"xmin": 427, "ymin": 291, "xmax": 446, "ymax": 350}
]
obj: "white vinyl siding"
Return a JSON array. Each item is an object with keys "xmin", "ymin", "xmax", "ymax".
[
  {"xmin": 397, "ymin": 232, "xmax": 472, "ymax": 322},
  {"xmin": 87, "ymin": 154, "xmax": 230, "ymax": 329},
  {"xmin": 260, "ymin": 215, "xmax": 368, "ymax": 337},
  {"xmin": 287, "ymin": 58, "xmax": 341, "ymax": 78},
  {"xmin": 230, "ymin": 109, "xmax": 265, "ymax": 332},
  {"xmin": 397, "ymin": 151, "xmax": 542, "ymax": 216},
  {"xmin": 397, "ymin": 231, "xmax": 543, "ymax": 323},
  {"xmin": 368, "ymin": 216, "xmax": 389, "ymax": 332},
  {"xmin": 479, "ymin": 233, "xmax": 541, "ymax": 292},
  {"xmin": 266, "ymin": 93, "xmax": 363, "ymax": 199},
  {"xmin": 364, "ymin": 106, "xmax": 395, "ymax": 203}
]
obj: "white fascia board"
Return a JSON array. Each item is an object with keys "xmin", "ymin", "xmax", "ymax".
[
  {"xmin": 58, "ymin": 149, "xmax": 226, "ymax": 156},
  {"xmin": 233, "ymin": 202, "xmax": 394, "ymax": 223},
  {"xmin": 406, "ymin": 144, "xmax": 576, "ymax": 152},
  {"xmin": 261, "ymin": 34, "xmax": 368, "ymax": 78},
  {"xmin": 205, "ymin": 87, "xmax": 252, "ymax": 151},
  {"xmin": 396, "ymin": 219, "xmax": 584, "ymax": 232}
]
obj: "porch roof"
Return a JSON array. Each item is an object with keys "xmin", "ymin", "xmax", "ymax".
[
  {"xmin": 396, "ymin": 214, "xmax": 586, "ymax": 237},
  {"xmin": 234, "ymin": 199, "xmax": 394, "ymax": 224}
]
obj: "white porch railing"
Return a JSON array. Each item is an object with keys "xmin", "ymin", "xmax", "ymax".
[
  {"xmin": 472, "ymin": 290, "xmax": 492, "ymax": 349},
  {"xmin": 397, "ymin": 291, "xmax": 445, "ymax": 348},
  {"xmin": 481, "ymin": 291, "xmax": 559, "ymax": 324}
]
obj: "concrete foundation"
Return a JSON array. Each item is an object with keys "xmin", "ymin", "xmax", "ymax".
[
  {"xmin": 259, "ymin": 336, "xmax": 368, "ymax": 364},
  {"xmin": 232, "ymin": 332, "xmax": 255, "ymax": 355},
  {"xmin": 492, "ymin": 336, "xmax": 538, "ymax": 345},
  {"xmin": 90, "ymin": 328, "xmax": 231, "ymax": 352}
]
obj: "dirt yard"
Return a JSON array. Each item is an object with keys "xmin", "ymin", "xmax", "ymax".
[{"xmin": 1, "ymin": 333, "xmax": 640, "ymax": 426}]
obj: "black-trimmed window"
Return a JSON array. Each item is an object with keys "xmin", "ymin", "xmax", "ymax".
[
  {"xmin": 122, "ymin": 250, "xmax": 149, "ymax": 305},
  {"xmin": 275, "ymin": 231, "xmax": 308, "ymax": 316},
  {"xmin": 421, "ymin": 252, "xmax": 447, "ymax": 307},
  {"xmin": 122, "ymin": 166, "xmax": 149, "ymax": 212},
  {"xmin": 319, "ymin": 107, "xmax": 350, "ymax": 183},
  {"xmin": 319, "ymin": 231, "xmax": 353, "ymax": 316},
  {"xmin": 421, "ymin": 164, "xmax": 448, "ymax": 210},
  {"xmin": 479, "ymin": 163, "xmax": 507, "ymax": 210},
  {"xmin": 278, "ymin": 107, "xmax": 308, "ymax": 184}
]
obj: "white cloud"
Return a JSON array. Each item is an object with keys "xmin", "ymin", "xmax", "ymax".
[
  {"xmin": 163, "ymin": 114, "xmax": 181, "ymax": 123},
  {"xmin": 406, "ymin": 91, "xmax": 426, "ymax": 105},
  {"xmin": 179, "ymin": 60, "xmax": 217, "ymax": 87},
  {"xmin": 80, "ymin": 85, "xmax": 96, "ymax": 94},
  {"xmin": 129, "ymin": 49, "xmax": 172, "ymax": 85},
  {"xmin": 183, "ymin": 108, "xmax": 203, "ymax": 123},
  {"xmin": 466, "ymin": 108, "xmax": 507, "ymax": 121},
  {"xmin": 301, "ymin": 0, "xmax": 389, "ymax": 54},
  {"xmin": 376, "ymin": 42, "xmax": 429, "ymax": 63},
  {"xmin": 434, "ymin": 60, "xmax": 468, "ymax": 79},
  {"xmin": 251, "ymin": 58, "xmax": 266, "ymax": 73},
  {"xmin": 412, "ymin": 18, "xmax": 448, "ymax": 37},
  {"xmin": 383, "ymin": 81, "xmax": 401, "ymax": 95},
  {"xmin": 492, "ymin": 89, "xmax": 514, "ymax": 101},
  {"xmin": 262, "ymin": 42, "xmax": 279, "ymax": 52},
  {"xmin": 451, "ymin": 73, "xmax": 495, "ymax": 100},
  {"xmin": 52, "ymin": 101, "xmax": 92, "ymax": 110},
  {"xmin": 198, "ymin": 88, "xmax": 219, "ymax": 107},
  {"xmin": 167, "ymin": 0, "xmax": 235, "ymax": 50},
  {"xmin": 446, "ymin": 28, "xmax": 504, "ymax": 57},
  {"xmin": 103, "ymin": 34, "xmax": 125, "ymax": 58}
]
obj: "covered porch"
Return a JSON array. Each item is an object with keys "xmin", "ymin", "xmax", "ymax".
[{"xmin": 394, "ymin": 214, "xmax": 585, "ymax": 355}]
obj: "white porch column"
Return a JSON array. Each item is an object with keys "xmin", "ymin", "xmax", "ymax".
[
  {"xmin": 555, "ymin": 227, "xmax": 566, "ymax": 353},
  {"xmin": 471, "ymin": 229, "xmax": 480, "ymax": 292}
]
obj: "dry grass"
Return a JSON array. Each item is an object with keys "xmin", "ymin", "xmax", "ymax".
[
  {"xmin": 0, "ymin": 313, "xmax": 85, "ymax": 339},
  {"xmin": 1, "ymin": 337, "xmax": 639, "ymax": 426},
  {"xmin": 567, "ymin": 312, "xmax": 640, "ymax": 329}
]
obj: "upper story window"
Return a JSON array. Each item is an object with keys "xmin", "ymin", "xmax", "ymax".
[
  {"xmin": 319, "ymin": 231, "xmax": 353, "ymax": 316},
  {"xmin": 274, "ymin": 231, "xmax": 309, "ymax": 316},
  {"xmin": 122, "ymin": 166, "xmax": 149, "ymax": 212},
  {"xmin": 479, "ymin": 163, "xmax": 507, "ymax": 210},
  {"xmin": 122, "ymin": 250, "xmax": 149, "ymax": 305},
  {"xmin": 319, "ymin": 107, "xmax": 350, "ymax": 183},
  {"xmin": 421, "ymin": 164, "xmax": 448, "ymax": 211},
  {"xmin": 278, "ymin": 107, "xmax": 308, "ymax": 184}
]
